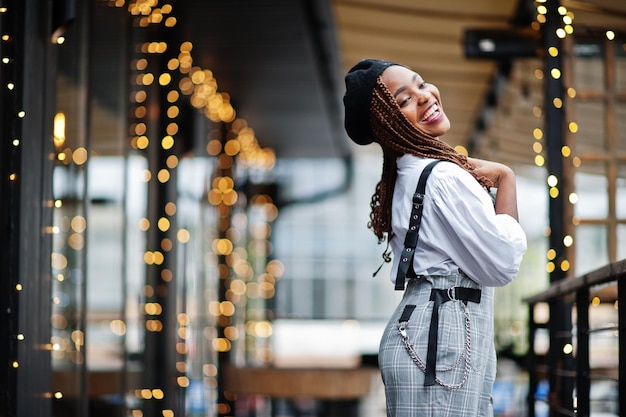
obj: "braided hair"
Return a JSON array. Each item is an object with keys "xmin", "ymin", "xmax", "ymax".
[{"xmin": 367, "ymin": 76, "xmax": 492, "ymax": 243}]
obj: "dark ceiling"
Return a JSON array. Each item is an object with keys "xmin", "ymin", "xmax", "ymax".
[
  {"xmin": 175, "ymin": 0, "xmax": 348, "ymax": 159},
  {"xmin": 79, "ymin": 0, "xmax": 626, "ymax": 164}
]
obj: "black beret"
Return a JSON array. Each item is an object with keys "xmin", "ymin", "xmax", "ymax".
[{"xmin": 343, "ymin": 58, "xmax": 399, "ymax": 145}]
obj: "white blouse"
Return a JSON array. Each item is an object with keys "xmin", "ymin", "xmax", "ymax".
[{"xmin": 389, "ymin": 155, "xmax": 527, "ymax": 287}]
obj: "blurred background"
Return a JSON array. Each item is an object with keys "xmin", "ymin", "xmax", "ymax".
[{"xmin": 1, "ymin": 0, "xmax": 625, "ymax": 416}]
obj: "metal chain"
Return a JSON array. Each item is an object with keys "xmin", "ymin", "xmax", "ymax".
[{"xmin": 397, "ymin": 302, "xmax": 472, "ymax": 389}]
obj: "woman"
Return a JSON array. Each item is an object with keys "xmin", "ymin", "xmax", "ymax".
[{"xmin": 343, "ymin": 59, "xmax": 527, "ymax": 416}]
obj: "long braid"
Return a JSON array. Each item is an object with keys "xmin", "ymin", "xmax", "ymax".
[{"xmin": 368, "ymin": 77, "xmax": 492, "ymax": 242}]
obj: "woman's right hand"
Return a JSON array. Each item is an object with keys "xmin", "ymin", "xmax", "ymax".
[{"xmin": 468, "ymin": 157, "xmax": 519, "ymax": 221}]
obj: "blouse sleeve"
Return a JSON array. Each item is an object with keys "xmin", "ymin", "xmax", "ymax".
[{"xmin": 428, "ymin": 165, "xmax": 527, "ymax": 287}]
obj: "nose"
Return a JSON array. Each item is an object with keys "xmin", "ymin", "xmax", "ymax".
[{"xmin": 416, "ymin": 90, "xmax": 430, "ymax": 106}]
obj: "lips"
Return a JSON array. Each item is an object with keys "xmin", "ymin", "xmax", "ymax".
[{"xmin": 420, "ymin": 103, "xmax": 441, "ymax": 123}]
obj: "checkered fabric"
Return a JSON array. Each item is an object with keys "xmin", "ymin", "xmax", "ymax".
[{"xmin": 379, "ymin": 273, "xmax": 496, "ymax": 417}]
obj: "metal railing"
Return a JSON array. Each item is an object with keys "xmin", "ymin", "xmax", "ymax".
[{"xmin": 525, "ymin": 259, "xmax": 626, "ymax": 417}]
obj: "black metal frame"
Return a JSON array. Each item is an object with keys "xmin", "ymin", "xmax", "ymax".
[{"xmin": 526, "ymin": 259, "xmax": 626, "ymax": 416}]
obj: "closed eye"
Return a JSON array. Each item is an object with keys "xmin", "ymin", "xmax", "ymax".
[{"xmin": 400, "ymin": 95, "xmax": 412, "ymax": 107}]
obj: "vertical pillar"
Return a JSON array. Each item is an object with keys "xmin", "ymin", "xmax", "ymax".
[
  {"xmin": 1, "ymin": 0, "xmax": 56, "ymax": 416},
  {"xmin": 216, "ymin": 122, "xmax": 236, "ymax": 417},
  {"xmin": 140, "ymin": 42, "xmax": 181, "ymax": 417},
  {"xmin": 542, "ymin": 0, "xmax": 574, "ymax": 414}
]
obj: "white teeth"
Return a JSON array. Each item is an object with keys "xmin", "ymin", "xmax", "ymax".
[{"xmin": 421, "ymin": 104, "xmax": 439, "ymax": 123}]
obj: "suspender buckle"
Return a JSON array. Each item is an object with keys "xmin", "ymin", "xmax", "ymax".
[
  {"xmin": 447, "ymin": 286, "xmax": 458, "ymax": 301},
  {"xmin": 412, "ymin": 192, "xmax": 424, "ymax": 208}
]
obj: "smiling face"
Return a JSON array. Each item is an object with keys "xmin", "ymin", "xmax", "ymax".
[{"xmin": 380, "ymin": 65, "xmax": 450, "ymax": 138}]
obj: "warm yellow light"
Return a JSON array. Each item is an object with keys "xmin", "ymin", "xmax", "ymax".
[
  {"xmin": 177, "ymin": 229, "xmax": 190, "ymax": 243},
  {"xmin": 556, "ymin": 28, "xmax": 566, "ymax": 38},
  {"xmin": 532, "ymin": 106, "xmax": 542, "ymax": 117},
  {"xmin": 72, "ymin": 147, "xmax": 88, "ymax": 165},
  {"xmin": 207, "ymin": 139, "xmax": 222, "ymax": 155},
  {"xmin": 547, "ymin": 175, "xmax": 558, "ymax": 187},
  {"xmin": 563, "ymin": 235, "xmax": 573, "ymax": 247},
  {"xmin": 177, "ymin": 376, "xmax": 190, "ymax": 387},
  {"xmin": 166, "ymin": 122, "xmax": 178, "ymax": 135},
  {"xmin": 220, "ymin": 301, "xmax": 235, "ymax": 316},
  {"xmin": 71, "ymin": 216, "xmax": 87, "ymax": 233},
  {"xmin": 145, "ymin": 319, "xmax": 163, "ymax": 332},
  {"xmin": 138, "ymin": 218, "xmax": 150, "ymax": 231},
  {"xmin": 110, "ymin": 320, "xmax": 127, "ymax": 336},
  {"xmin": 553, "ymin": 97, "xmax": 563, "ymax": 108},
  {"xmin": 134, "ymin": 90, "xmax": 147, "ymax": 102},
  {"xmin": 224, "ymin": 139, "xmax": 241, "ymax": 156},
  {"xmin": 152, "ymin": 389, "xmax": 164, "ymax": 400},
  {"xmin": 164, "ymin": 202, "xmax": 176, "ymax": 216},
  {"xmin": 167, "ymin": 90, "xmax": 179, "ymax": 103},
  {"xmin": 535, "ymin": 155, "xmax": 545, "ymax": 166},
  {"xmin": 53, "ymin": 113, "xmax": 66, "ymax": 148},
  {"xmin": 134, "ymin": 105, "xmax": 147, "ymax": 118},
  {"xmin": 166, "ymin": 155, "xmax": 178, "ymax": 168},
  {"xmin": 561, "ymin": 146, "xmax": 571, "ymax": 157},
  {"xmin": 141, "ymin": 73, "xmax": 154, "ymax": 85},
  {"xmin": 533, "ymin": 142, "xmax": 542, "ymax": 153},
  {"xmin": 548, "ymin": 47, "xmax": 558, "ymax": 57},
  {"xmin": 212, "ymin": 338, "xmax": 231, "ymax": 352},
  {"xmin": 158, "ymin": 217, "xmax": 170, "ymax": 232},
  {"xmin": 180, "ymin": 41, "xmax": 193, "ymax": 52},
  {"xmin": 157, "ymin": 169, "xmax": 170, "ymax": 183},
  {"xmin": 159, "ymin": 73, "xmax": 171, "ymax": 86},
  {"xmin": 551, "ymin": 68, "xmax": 561, "ymax": 79},
  {"xmin": 161, "ymin": 135, "xmax": 174, "ymax": 150},
  {"xmin": 606, "ymin": 31, "xmax": 616, "ymax": 41},
  {"xmin": 454, "ymin": 145, "xmax": 468, "ymax": 156},
  {"xmin": 167, "ymin": 106, "xmax": 179, "ymax": 118},
  {"xmin": 568, "ymin": 122, "xmax": 578, "ymax": 133},
  {"xmin": 137, "ymin": 136, "xmax": 149, "ymax": 149},
  {"xmin": 533, "ymin": 128, "xmax": 543, "ymax": 140},
  {"xmin": 549, "ymin": 187, "xmax": 559, "ymax": 198},
  {"xmin": 167, "ymin": 58, "xmax": 179, "ymax": 71}
]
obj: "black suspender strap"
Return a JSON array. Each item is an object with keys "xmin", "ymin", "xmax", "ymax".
[{"xmin": 394, "ymin": 160, "xmax": 443, "ymax": 291}]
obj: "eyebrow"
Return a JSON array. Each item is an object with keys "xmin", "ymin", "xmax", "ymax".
[{"xmin": 393, "ymin": 73, "xmax": 418, "ymax": 98}]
